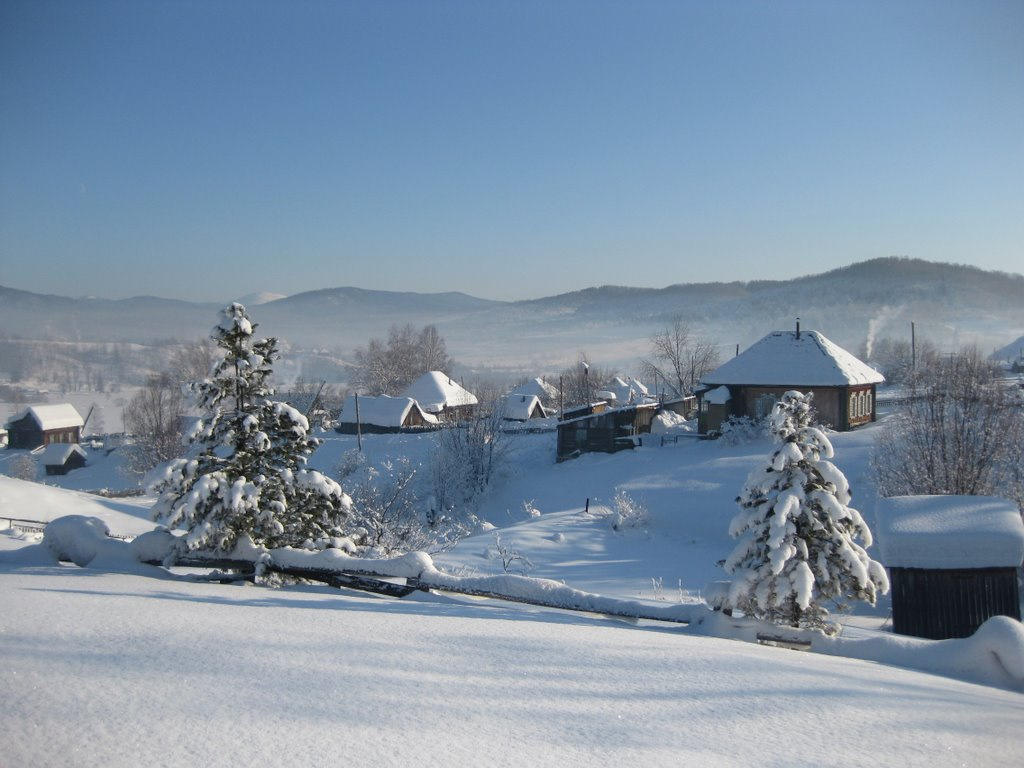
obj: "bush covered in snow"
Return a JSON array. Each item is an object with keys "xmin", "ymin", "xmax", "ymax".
[{"xmin": 718, "ymin": 415, "xmax": 767, "ymax": 445}]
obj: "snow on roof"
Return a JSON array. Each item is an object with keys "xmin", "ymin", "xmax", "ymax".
[
  {"xmin": 34, "ymin": 442, "xmax": 88, "ymax": 466},
  {"xmin": 7, "ymin": 404, "xmax": 84, "ymax": 431},
  {"xmin": 339, "ymin": 395, "xmax": 438, "ymax": 428},
  {"xmin": 509, "ymin": 377, "xmax": 557, "ymax": 400},
  {"xmin": 500, "ymin": 393, "xmax": 546, "ymax": 420},
  {"xmin": 703, "ymin": 330, "xmax": 884, "ymax": 387},
  {"xmin": 402, "ymin": 371, "xmax": 478, "ymax": 413},
  {"xmin": 875, "ymin": 495, "xmax": 1024, "ymax": 569},
  {"xmin": 703, "ymin": 385, "xmax": 732, "ymax": 405},
  {"xmin": 603, "ymin": 376, "xmax": 651, "ymax": 404}
]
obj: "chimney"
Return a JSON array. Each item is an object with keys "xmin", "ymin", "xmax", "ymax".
[{"xmin": 796, "ymin": 317, "xmax": 801, "ymax": 340}]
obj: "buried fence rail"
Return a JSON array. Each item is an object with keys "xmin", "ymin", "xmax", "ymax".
[{"xmin": 1, "ymin": 517, "xmax": 48, "ymax": 533}]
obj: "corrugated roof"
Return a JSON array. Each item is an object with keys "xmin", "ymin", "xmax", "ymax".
[{"xmin": 702, "ymin": 330, "xmax": 884, "ymax": 387}]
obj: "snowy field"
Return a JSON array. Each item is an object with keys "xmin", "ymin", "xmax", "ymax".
[{"xmin": 3, "ymin": 419, "xmax": 1024, "ymax": 765}]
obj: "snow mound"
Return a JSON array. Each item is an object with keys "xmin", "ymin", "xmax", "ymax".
[{"xmin": 43, "ymin": 515, "xmax": 112, "ymax": 566}]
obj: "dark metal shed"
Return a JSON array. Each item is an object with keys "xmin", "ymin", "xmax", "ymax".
[{"xmin": 875, "ymin": 495, "xmax": 1024, "ymax": 639}]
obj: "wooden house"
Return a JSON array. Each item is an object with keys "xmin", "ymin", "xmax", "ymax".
[
  {"xmin": 875, "ymin": 495, "xmax": 1024, "ymax": 639},
  {"xmin": 696, "ymin": 324, "xmax": 884, "ymax": 434},
  {"xmin": 600, "ymin": 377, "xmax": 653, "ymax": 406},
  {"xmin": 556, "ymin": 402, "xmax": 660, "ymax": 462},
  {"xmin": 500, "ymin": 393, "xmax": 549, "ymax": 422},
  {"xmin": 402, "ymin": 372, "xmax": 478, "ymax": 422},
  {"xmin": 36, "ymin": 442, "xmax": 88, "ymax": 476},
  {"xmin": 5, "ymin": 404, "xmax": 84, "ymax": 449},
  {"xmin": 509, "ymin": 378, "xmax": 558, "ymax": 408},
  {"xmin": 335, "ymin": 395, "xmax": 438, "ymax": 435}
]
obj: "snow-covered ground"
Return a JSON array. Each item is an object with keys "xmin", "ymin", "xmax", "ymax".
[{"xmin": 2, "ymin": 417, "xmax": 1024, "ymax": 765}]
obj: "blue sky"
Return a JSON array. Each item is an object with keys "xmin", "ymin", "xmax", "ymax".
[{"xmin": 1, "ymin": 0, "xmax": 1021, "ymax": 302}]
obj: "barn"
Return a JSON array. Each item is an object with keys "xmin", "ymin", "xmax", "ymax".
[
  {"xmin": 696, "ymin": 324, "xmax": 884, "ymax": 434},
  {"xmin": 335, "ymin": 395, "xmax": 439, "ymax": 435},
  {"xmin": 875, "ymin": 495, "xmax": 1024, "ymax": 639},
  {"xmin": 5, "ymin": 404, "xmax": 85, "ymax": 450}
]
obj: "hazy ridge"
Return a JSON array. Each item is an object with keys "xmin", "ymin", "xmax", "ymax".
[{"xmin": 2, "ymin": 257, "xmax": 1022, "ymax": 379}]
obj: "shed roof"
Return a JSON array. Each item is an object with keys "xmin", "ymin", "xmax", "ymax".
[
  {"xmin": 7, "ymin": 404, "xmax": 84, "ymax": 431},
  {"xmin": 703, "ymin": 330, "xmax": 884, "ymax": 387},
  {"xmin": 603, "ymin": 376, "xmax": 651, "ymax": 404},
  {"xmin": 509, "ymin": 377, "xmax": 557, "ymax": 400},
  {"xmin": 500, "ymin": 393, "xmax": 546, "ymax": 420},
  {"xmin": 34, "ymin": 442, "xmax": 88, "ymax": 466},
  {"xmin": 875, "ymin": 495, "xmax": 1024, "ymax": 569},
  {"xmin": 339, "ymin": 395, "xmax": 438, "ymax": 428},
  {"xmin": 403, "ymin": 371, "xmax": 478, "ymax": 413}
]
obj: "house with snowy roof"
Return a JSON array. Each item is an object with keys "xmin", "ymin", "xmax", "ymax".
[
  {"xmin": 34, "ymin": 442, "xmax": 88, "ymax": 476},
  {"xmin": 509, "ymin": 378, "xmax": 558, "ymax": 406},
  {"xmin": 696, "ymin": 323, "xmax": 884, "ymax": 434},
  {"xmin": 600, "ymin": 377, "xmax": 653, "ymax": 406},
  {"xmin": 5, "ymin": 404, "xmax": 85, "ymax": 449},
  {"xmin": 335, "ymin": 394, "xmax": 439, "ymax": 435},
  {"xmin": 499, "ymin": 393, "xmax": 549, "ymax": 422},
  {"xmin": 402, "ymin": 371, "xmax": 478, "ymax": 422},
  {"xmin": 875, "ymin": 495, "xmax": 1024, "ymax": 639}
]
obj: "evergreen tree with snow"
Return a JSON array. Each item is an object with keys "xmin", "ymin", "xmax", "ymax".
[
  {"xmin": 721, "ymin": 391, "xmax": 888, "ymax": 630},
  {"xmin": 149, "ymin": 303, "xmax": 351, "ymax": 553}
]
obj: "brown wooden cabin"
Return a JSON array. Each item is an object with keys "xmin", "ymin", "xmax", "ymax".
[
  {"xmin": 5, "ymin": 404, "xmax": 84, "ymax": 449},
  {"xmin": 696, "ymin": 327, "xmax": 884, "ymax": 434}
]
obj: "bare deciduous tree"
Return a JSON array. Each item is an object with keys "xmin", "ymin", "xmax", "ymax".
[
  {"xmin": 860, "ymin": 336, "xmax": 939, "ymax": 386},
  {"xmin": 557, "ymin": 354, "xmax": 615, "ymax": 409},
  {"xmin": 352, "ymin": 324, "xmax": 456, "ymax": 395},
  {"xmin": 641, "ymin": 316, "xmax": 720, "ymax": 397},
  {"xmin": 123, "ymin": 372, "xmax": 185, "ymax": 473},
  {"xmin": 873, "ymin": 347, "xmax": 1024, "ymax": 508}
]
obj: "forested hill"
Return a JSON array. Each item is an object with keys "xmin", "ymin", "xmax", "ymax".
[{"xmin": 1, "ymin": 257, "xmax": 1022, "ymax": 371}]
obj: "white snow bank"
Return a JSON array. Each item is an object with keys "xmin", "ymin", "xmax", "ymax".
[
  {"xmin": 20, "ymin": 513, "xmax": 1024, "ymax": 693},
  {"xmin": 875, "ymin": 495, "xmax": 1024, "ymax": 568},
  {"xmin": 822, "ymin": 615, "xmax": 1024, "ymax": 693},
  {"xmin": 650, "ymin": 410, "xmax": 692, "ymax": 433}
]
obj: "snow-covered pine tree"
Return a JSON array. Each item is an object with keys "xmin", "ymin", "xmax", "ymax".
[
  {"xmin": 721, "ymin": 390, "xmax": 888, "ymax": 630},
  {"xmin": 148, "ymin": 303, "xmax": 351, "ymax": 553}
]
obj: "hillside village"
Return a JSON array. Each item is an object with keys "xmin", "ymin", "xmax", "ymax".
[
  {"xmin": 2, "ymin": 269, "xmax": 1024, "ymax": 768},
  {"xmin": 3, "ymin": 283, "xmax": 1024, "ymax": 767}
]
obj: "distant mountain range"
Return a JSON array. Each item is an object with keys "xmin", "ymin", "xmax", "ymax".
[{"xmin": 2, "ymin": 258, "xmax": 1023, "ymax": 374}]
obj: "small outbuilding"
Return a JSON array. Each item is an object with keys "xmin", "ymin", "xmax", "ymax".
[
  {"xmin": 335, "ymin": 395, "xmax": 439, "ymax": 435},
  {"xmin": 35, "ymin": 442, "xmax": 88, "ymax": 476},
  {"xmin": 875, "ymin": 495, "xmax": 1024, "ymax": 639},
  {"xmin": 509, "ymin": 377, "xmax": 558, "ymax": 406},
  {"xmin": 696, "ymin": 324, "xmax": 884, "ymax": 434},
  {"xmin": 556, "ymin": 402, "xmax": 660, "ymax": 462},
  {"xmin": 5, "ymin": 404, "xmax": 85, "ymax": 449},
  {"xmin": 499, "ymin": 393, "xmax": 549, "ymax": 422},
  {"xmin": 402, "ymin": 372, "xmax": 478, "ymax": 422}
]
